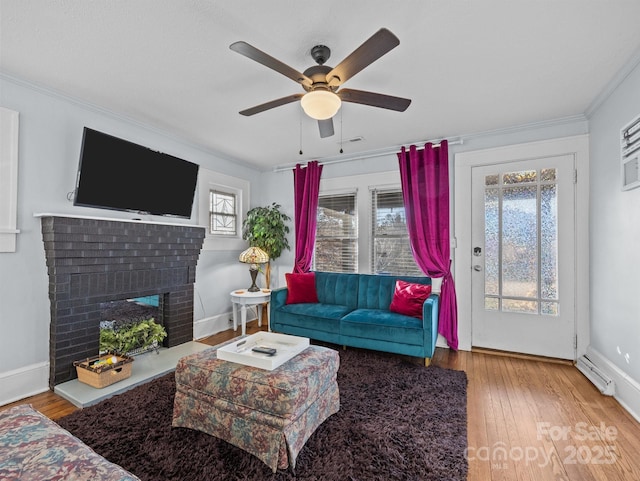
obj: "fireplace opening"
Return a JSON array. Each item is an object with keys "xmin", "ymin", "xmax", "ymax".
[
  {"xmin": 99, "ymin": 295, "xmax": 168, "ymax": 356},
  {"xmin": 101, "ymin": 295, "xmax": 160, "ymax": 325},
  {"xmin": 41, "ymin": 215, "xmax": 205, "ymax": 387}
]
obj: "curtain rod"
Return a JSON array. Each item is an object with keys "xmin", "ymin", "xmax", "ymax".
[{"xmin": 272, "ymin": 138, "xmax": 463, "ymax": 172}]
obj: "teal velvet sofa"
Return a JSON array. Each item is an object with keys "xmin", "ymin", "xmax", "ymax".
[{"xmin": 270, "ymin": 271, "xmax": 439, "ymax": 365}]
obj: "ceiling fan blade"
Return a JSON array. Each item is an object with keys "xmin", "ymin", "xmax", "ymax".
[
  {"xmin": 239, "ymin": 94, "xmax": 304, "ymax": 116},
  {"xmin": 326, "ymin": 28, "xmax": 400, "ymax": 88},
  {"xmin": 338, "ymin": 88, "xmax": 411, "ymax": 112},
  {"xmin": 318, "ymin": 118, "xmax": 335, "ymax": 138},
  {"xmin": 230, "ymin": 41, "xmax": 312, "ymax": 87}
]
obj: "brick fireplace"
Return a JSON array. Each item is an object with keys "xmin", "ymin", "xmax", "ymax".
[{"xmin": 40, "ymin": 215, "xmax": 205, "ymax": 387}]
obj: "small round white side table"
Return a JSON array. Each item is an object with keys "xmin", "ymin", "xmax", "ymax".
[{"xmin": 230, "ymin": 289, "xmax": 271, "ymax": 336}]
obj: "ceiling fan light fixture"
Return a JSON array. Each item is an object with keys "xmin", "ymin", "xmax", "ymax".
[{"xmin": 301, "ymin": 90, "xmax": 341, "ymax": 120}]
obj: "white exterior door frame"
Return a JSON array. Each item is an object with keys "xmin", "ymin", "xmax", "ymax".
[{"xmin": 454, "ymin": 135, "xmax": 590, "ymax": 358}]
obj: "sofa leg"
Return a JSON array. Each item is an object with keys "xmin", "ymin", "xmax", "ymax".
[
  {"xmin": 424, "ymin": 357, "xmax": 431, "ymax": 367},
  {"xmin": 343, "ymin": 345, "xmax": 347, "ymax": 350}
]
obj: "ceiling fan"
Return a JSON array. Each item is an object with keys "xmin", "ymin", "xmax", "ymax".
[{"xmin": 230, "ymin": 28, "xmax": 411, "ymax": 138}]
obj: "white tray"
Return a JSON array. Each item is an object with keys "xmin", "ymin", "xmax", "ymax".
[{"xmin": 217, "ymin": 332, "xmax": 310, "ymax": 370}]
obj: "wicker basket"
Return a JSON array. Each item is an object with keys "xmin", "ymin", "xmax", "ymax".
[{"xmin": 74, "ymin": 354, "xmax": 134, "ymax": 389}]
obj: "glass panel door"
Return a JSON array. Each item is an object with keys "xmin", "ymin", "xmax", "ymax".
[{"xmin": 471, "ymin": 155, "xmax": 575, "ymax": 359}]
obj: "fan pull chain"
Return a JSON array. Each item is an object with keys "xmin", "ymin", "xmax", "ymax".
[
  {"xmin": 339, "ymin": 108, "xmax": 344, "ymax": 154},
  {"xmin": 299, "ymin": 109, "xmax": 303, "ymax": 155}
]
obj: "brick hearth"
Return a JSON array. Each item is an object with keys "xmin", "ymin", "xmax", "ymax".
[{"xmin": 40, "ymin": 215, "xmax": 205, "ymax": 387}]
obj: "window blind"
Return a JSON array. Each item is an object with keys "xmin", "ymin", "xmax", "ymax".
[
  {"xmin": 314, "ymin": 193, "xmax": 358, "ymax": 273},
  {"xmin": 371, "ymin": 189, "xmax": 422, "ymax": 276}
]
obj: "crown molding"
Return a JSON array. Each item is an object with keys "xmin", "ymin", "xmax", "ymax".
[
  {"xmin": 2, "ymin": 70, "xmax": 592, "ymax": 175},
  {"xmin": 273, "ymin": 114, "xmax": 589, "ymax": 172},
  {"xmin": 585, "ymin": 45, "xmax": 640, "ymax": 118},
  {"xmin": 459, "ymin": 114, "xmax": 588, "ymax": 142},
  {"xmin": 0, "ymin": 71, "xmax": 255, "ymax": 170}
]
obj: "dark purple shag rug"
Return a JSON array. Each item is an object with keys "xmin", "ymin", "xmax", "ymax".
[{"xmin": 58, "ymin": 347, "xmax": 468, "ymax": 481}]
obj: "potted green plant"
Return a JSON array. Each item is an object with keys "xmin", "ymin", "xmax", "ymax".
[
  {"xmin": 100, "ymin": 318, "xmax": 167, "ymax": 355},
  {"xmin": 242, "ymin": 202, "xmax": 291, "ymax": 288}
]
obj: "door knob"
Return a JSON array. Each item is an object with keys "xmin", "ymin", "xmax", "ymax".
[{"xmin": 473, "ymin": 265, "xmax": 482, "ymax": 272}]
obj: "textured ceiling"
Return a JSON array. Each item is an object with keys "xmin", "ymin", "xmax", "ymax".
[{"xmin": 2, "ymin": 0, "xmax": 640, "ymax": 170}]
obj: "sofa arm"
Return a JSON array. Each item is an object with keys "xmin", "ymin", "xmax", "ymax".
[
  {"xmin": 271, "ymin": 287, "xmax": 288, "ymax": 310},
  {"xmin": 422, "ymin": 293, "xmax": 440, "ymax": 358}
]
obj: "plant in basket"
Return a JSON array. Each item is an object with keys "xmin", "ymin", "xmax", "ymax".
[{"xmin": 74, "ymin": 353, "xmax": 135, "ymax": 388}]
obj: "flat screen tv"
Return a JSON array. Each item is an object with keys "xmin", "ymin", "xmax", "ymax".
[{"xmin": 74, "ymin": 128, "xmax": 199, "ymax": 218}]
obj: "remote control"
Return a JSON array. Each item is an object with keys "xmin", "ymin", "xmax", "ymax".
[{"xmin": 252, "ymin": 346, "xmax": 277, "ymax": 356}]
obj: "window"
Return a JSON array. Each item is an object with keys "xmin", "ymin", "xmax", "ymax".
[
  {"xmin": 314, "ymin": 193, "xmax": 357, "ymax": 273},
  {"xmin": 483, "ymin": 168, "xmax": 560, "ymax": 315},
  {"xmin": 314, "ymin": 171, "xmax": 424, "ymax": 275},
  {"xmin": 371, "ymin": 189, "xmax": 422, "ymax": 275},
  {"xmin": 209, "ymin": 190, "xmax": 237, "ymax": 235},
  {"xmin": 197, "ymin": 168, "xmax": 249, "ymax": 251}
]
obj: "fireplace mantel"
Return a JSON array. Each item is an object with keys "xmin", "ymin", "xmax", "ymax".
[
  {"xmin": 39, "ymin": 214, "xmax": 205, "ymax": 387},
  {"xmin": 34, "ymin": 212, "xmax": 206, "ymax": 229}
]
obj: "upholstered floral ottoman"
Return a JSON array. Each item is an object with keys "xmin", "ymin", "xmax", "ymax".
[{"xmin": 171, "ymin": 345, "xmax": 339, "ymax": 472}]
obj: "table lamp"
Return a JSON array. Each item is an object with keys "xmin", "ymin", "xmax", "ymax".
[{"xmin": 239, "ymin": 246, "xmax": 269, "ymax": 292}]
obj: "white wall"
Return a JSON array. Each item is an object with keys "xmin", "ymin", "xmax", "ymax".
[
  {"xmin": 250, "ymin": 169, "xmax": 295, "ymax": 290},
  {"xmin": 0, "ymin": 76, "xmax": 261, "ymax": 404},
  {"xmin": 258, "ymin": 117, "xmax": 590, "ymax": 291},
  {"xmin": 588, "ymin": 60, "xmax": 640, "ymax": 415},
  {"xmin": 2, "ymin": 57, "xmax": 638, "ymax": 411}
]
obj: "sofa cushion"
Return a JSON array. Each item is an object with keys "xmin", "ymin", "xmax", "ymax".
[
  {"xmin": 271, "ymin": 302, "xmax": 349, "ymax": 343},
  {"xmin": 389, "ymin": 280, "xmax": 432, "ymax": 319},
  {"xmin": 341, "ymin": 309, "xmax": 424, "ymax": 346},
  {"xmin": 278, "ymin": 302, "xmax": 353, "ymax": 321},
  {"xmin": 356, "ymin": 274, "xmax": 432, "ymax": 310},
  {"xmin": 314, "ymin": 272, "xmax": 360, "ymax": 309},
  {"xmin": 285, "ymin": 272, "xmax": 319, "ymax": 304}
]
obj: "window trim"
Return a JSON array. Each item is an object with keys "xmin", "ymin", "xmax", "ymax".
[
  {"xmin": 0, "ymin": 107, "xmax": 20, "ymax": 253},
  {"xmin": 621, "ymin": 113, "xmax": 640, "ymax": 191},
  {"xmin": 198, "ymin": 168, "xmax": 249, "ymax": 251}
]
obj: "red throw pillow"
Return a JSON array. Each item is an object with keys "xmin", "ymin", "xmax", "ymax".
[
  {"xmin": 285, "ymin": 272, "xmax": 319, "ymax": 304},
  {"xmin": 389, "ymin": 280, "xmax": 432, "ymax": 319}
]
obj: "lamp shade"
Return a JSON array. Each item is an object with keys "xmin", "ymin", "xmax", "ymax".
[
  {"xmin": 300, "ymin": 90, "xmax": 342, "ymax": 120},
  {"xmin": 239, "ymin": 246, "xmax": 269, "ymax": 264}
]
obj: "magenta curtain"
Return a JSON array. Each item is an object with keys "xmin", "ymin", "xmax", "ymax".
[
  {"xmin": 293, "ymin": 160, "xmax": 323, "ymax": 273},
  {"xmin": 397, "ymin": 141, "xmax": 459, "ymax": 350}
]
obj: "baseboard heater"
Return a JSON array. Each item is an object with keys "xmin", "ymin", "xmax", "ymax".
[{"xmin": 576, "ymin": 355, "xmax": 615, "ymax": 396}]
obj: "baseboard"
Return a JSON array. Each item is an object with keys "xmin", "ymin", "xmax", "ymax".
[
  {"xmin": 194, "ymin": 307, "xmax": 262, "ymax": 340},
  {"xmin": 473, "ymin": 347, "xmax": 573, "ymax": 365},
  {"xmin": 436, "ymin": 334, "xmax": 449, "ymax": 349},
  {"xmin": 584, "ymin": 346, "xmax": 640, "ymax": 423},
  {"xmin": 0, "ymin": 361, "xmax": 50, "ymax": 406},
  {"xmin": 193, "ymin": 312, "xmax": 234, "ymax": 340}
]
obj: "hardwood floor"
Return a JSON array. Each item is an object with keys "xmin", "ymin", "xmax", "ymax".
[
  {"xmin": 3, "ymin": 322, "xmax": 640, "ymax": 481},
  {"xmin": 433, "ymin": 347, "xmax": 640, "ymax": 481}
]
